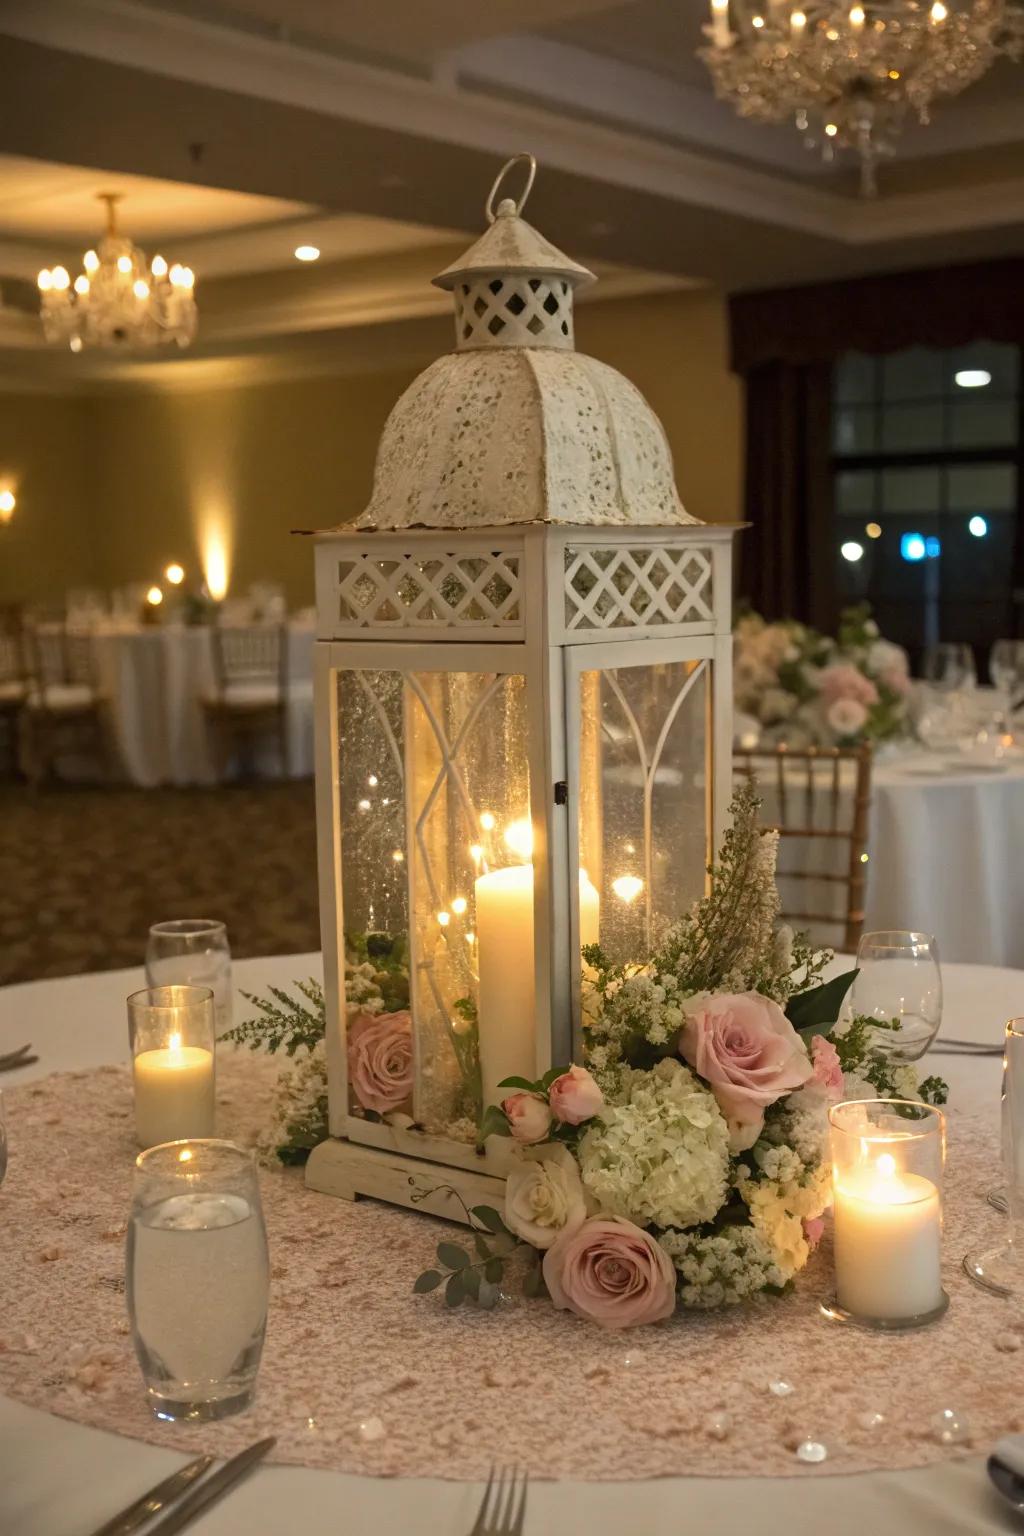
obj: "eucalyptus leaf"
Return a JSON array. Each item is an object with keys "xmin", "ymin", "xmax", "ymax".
[
  {"xmin": 787, "ymin": 969, "xmax": 858, "ymax": 1034},
  {"xmin": 437, "ymin": 1242, "xmax": 470, "ymax": 1271},
  {"xmin": 445, "ymin": 1273, "xmax": 465, "ymax": 1308},
  {"xmin": 484, "ymin": 1256, "xmax": 504, "ymax": 1284},
  {"xmin": 413, "ymin": 1269, "xmax": 443, "ymax": 1294},
  {"xmin": 462, "ymin": 1265, "xmax": 482, "ymax": 1299},
  {"xmin": 471, "ymin": 1205, "xmax": 510, "ymax": 1235},
  {"xmin": 473, "ymin": 1232, "xmax": 491, "ymax": 1260},
  {"xmin": 523, "ymin": 1263, "xmax": 547, "ymax": 1299}
]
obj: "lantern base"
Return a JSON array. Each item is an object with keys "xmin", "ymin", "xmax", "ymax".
[{"xmin": 304, "ymin": 1136, "xmax": 506, "ymax": 1225}]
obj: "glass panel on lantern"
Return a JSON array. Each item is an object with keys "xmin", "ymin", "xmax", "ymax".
[
  {"xmin": 577, "ymin": 659, "xmax": 709, "ymax": 969},
  {"xmin": 335, "ymin": 667, "xmax": 531, "ymax": 1146}
]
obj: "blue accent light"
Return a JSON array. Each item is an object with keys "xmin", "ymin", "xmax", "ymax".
[
  {"xmin": 901, "ymin": 533, "xmax": 926, "ymax": 562},
  {"xmin": 925, "ymin": 536, "xmax": 941, "ymax": 558}
]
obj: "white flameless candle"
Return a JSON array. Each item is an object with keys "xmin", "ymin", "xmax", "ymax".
[
  {"xmin": 134, "ymin": 1031, "xmax": 215, "ymax": 1149},
  {"xmin": 709, "ymin": 0, "xmax": 732, "ymax": 46},
  {"xmin": 579, "ymin": 870, "xmax": 601, "ymax": 949},
  {"xmin": 833, "ymin": 1151, "xmax": 943, "ymax": 1320},
  {"xmin": 475, "ymin": 863, "xmax": 535, "ymax": 1109}
]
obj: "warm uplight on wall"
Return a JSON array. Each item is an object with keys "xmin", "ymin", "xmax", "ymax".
[
  {"xmin": 0, "ymin": 489, "xmax": 15, "ymax": 524},
  {"xmin": 294, "ymin": 245, "xmax": 320, "ymax": 262},
  {"xmin": 146, "ymin": 585, "xmax": 163, "ymax": 606},
  {"xmin": 201, "ymin": 521, "xmax": 231, "ymax": 601},
  {"xmin": 165, "ymin": 562, "xmax": 185, "ymax": 585}
]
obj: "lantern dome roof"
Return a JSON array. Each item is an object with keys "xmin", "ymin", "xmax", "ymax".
[{"xmin": 353, "ymin": 154, "xmax": 699, "ymax": 533}]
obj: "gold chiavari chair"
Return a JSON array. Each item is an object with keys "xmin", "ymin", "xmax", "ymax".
[
  {"xmin": 733, "ymin": 743, "xmax": 873, "ymax": 953},
  {"xmin": 0, "ymin": 606, "xmax": 28, "ymax": 778},
  {"xmin": 202, "ymin": 623, "xmax": 289, "ymax": 780},
  {"xmin": 22, "ymin": 618, "xmax": 109, "ymax": 785}
]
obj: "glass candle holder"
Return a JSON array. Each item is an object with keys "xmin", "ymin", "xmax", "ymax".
[
  {"xmin": 127, "ymin": 1139, "xmax": 269, "ymax": 1421},
  {"xmin": 129, "ymin": 986, "xmax": 216, "ymax": 1150},
  {"xmin": 146, "ymin": 919, "xmax": 232, "ymax": 1031},
  {"xmin": 825, "ymin": 1098, "xmax": 948, "ymax": 1329}
]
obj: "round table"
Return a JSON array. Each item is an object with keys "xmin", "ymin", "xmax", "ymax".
[
  {"xmin": 1, "ymin": 953, "xmax": 1020, "ymax": 1536},
  {"xmin": 86, "ymin": 623, "xmax": 314, "ymax": 787}
]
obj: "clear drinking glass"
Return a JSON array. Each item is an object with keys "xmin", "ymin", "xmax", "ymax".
[
  {"xmin": 127, "ymin": 1139, "xmax": 269, "ymax": 1421},
  {"xmin": 850, "ymin": 930, "xmax": 942, "ymax": 1061},
  {"xmin": 147, "ymin": 920, "xmax": 232, "ymax": 1032},
  {"xmin": 965, "ymin": 1020, "xmax": 1024, "ymax": 1296},
  {"xmin": 0, "ymin": 1091, "xmax": 7, "ymax": 1187},
  {"xmin": 129, "ymin": 986, "xmax": 217, "ymax": 1150},
  {"xmin": 923, "ymin": 642, "xmax": 976, "ymax": 693},
  {"xmin": 990, "ymin": 640, "xmax": 1024, "ymax": 698}
]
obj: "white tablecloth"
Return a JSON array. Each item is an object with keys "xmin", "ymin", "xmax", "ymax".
[
  {"xmin": 88, "ymin": 623, "xmax": 314, "ymax": 787},
  {"xmin": 1, "ymin": 952, "xmax": 1021, "ymax": 1535}
]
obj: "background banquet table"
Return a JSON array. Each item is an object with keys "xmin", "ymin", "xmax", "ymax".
[
  {"xmin": 2, "ymin": 953, "xmax": 1022, "ymax": 1535},
  {"xmin": 88, "ymin": 621, "xmax": 314, "ymax": 787}
]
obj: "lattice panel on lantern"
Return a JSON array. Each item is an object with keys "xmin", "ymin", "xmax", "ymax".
[
  {"xmin": 563, "ymin": 545, "xmax": 714, "ymax": 632},
  {"xmin": 334, "ymin": 550, "xmax": 523, "ymax": 632},
  {"xmin": 453, "ymin": 276, "xmax": 574, "ymax": 350}
]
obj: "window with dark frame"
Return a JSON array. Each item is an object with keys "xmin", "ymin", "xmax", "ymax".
[{"xmin": 832, "ymin": 341, "xmax": 1023, "ymax": 675}]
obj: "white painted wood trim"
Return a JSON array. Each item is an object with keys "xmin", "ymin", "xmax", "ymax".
[{"xmin": 305, "ymin": 1138, "xmax": 507, "ymax": 1223}]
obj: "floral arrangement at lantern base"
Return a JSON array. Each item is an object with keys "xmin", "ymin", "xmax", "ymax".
[{"xmin": 411, "ymin": 786, "xmax": 946, "ymax": 1325}]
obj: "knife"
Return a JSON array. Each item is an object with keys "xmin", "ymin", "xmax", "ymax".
[
  {"xmin": 87, "ymin": 1455, "xmax": 214, "ymax": 1536},
  {"xmin": 143, "ymin": 1436, "xmax": 276, "ymax": 1536}
]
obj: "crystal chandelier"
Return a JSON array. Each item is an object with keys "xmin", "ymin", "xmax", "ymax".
[
  {"xmin": 699, "ymin": 0, "xmax": 1023, "ymax": 194},
  {"xmin": 37, "ymin": 193, "xmax": 198, "ymax": 351}
]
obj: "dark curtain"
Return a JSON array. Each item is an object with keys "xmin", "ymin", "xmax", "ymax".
[
  {"xmin": 739, "ymin": 360, "xmax": 834, "ymax": 628},
  {"xmin": 729, "ymin": 256, "xmax": 1024, "ymax": 627}
]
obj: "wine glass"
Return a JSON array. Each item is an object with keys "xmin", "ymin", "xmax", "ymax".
[
  {"xmin": 990, "ymin": 640, "xmax": 1024, "ymax": 737},
  {"xmin": 146, "ymin": 920, "xmax": 232, "ymax": 1032},
  {"xmin": 923, "ymin": 643, "xmax": 976, "ymax": 694},
  {"xmin": 965, "ymin": 1020, "xmax": 1024, "ymax": 1296},
  {"xmin": 0, "ymin": 1092, "xmax": 6, "ymax": 1187},
  {"xmin": 850, "ymin": 930, "xmax": 942, "ymax": 1062}
]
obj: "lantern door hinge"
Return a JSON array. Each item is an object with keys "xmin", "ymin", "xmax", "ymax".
[{"xmin": 554, "ymin": 781, "xmax": 568, "ymax": 805}]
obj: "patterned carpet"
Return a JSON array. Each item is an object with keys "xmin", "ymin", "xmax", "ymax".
[{"xmin": 0, "ymin": 781, "xmax": 321, "ymax": 985}]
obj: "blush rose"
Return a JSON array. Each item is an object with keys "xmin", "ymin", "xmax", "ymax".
[
  {"xmin": 810, "ymin": 1034, "xmax": 845, "ymax": 1102},
  {"xmin": 678, "ymin": 992, "xmax": 813, "ymax": 1151},
  {"xmin": 548, "ymin": 1064, "xmax": 603, "ymax": 1125},
  {"xmin": 543, "ymin": 1216, "xmax": 677, "ymax": 1329},
  {"xmin": 502, "ymin": 1091, "xmax": 553, "ymax": 1145},
  {"xmin": 347, "ymin": 1009, "xmax": 413, "ymax": 1115}
]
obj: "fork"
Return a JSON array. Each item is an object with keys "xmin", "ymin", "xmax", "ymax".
[
  {"xmin": 469, "ymin": 1466, "xmax": 528, "ymax": 1536},
  {"xmin": 0, "ymin": 1043, "xmax": 37, "ymax": 1072}
]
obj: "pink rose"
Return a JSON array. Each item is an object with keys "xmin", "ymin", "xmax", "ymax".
[
  {"xmin": 818, "ymin": 663, "xmax": 879, "ymax": 709},
  {"xmin": 502, "ymin": 1091, "xmax": 553, "ymax": 1144},
  {"xmin": 548, "ymin": 1064, "xmax": 603, "ymax": 1126},
  {"xmin": 810, "ymin": 1034, "xmax": 844, "ymax": 1103},
  {"xmin": 347, "ymin": 1009, "xmax": 413, "ymax": 1114},
  {"xmin": 678, "ymin": 992, "xmax": 813, "ymax": 1151},
  {"xmin": 803, "ymin": 1215, "xmax": 825, "ymax": 1250},
  {"xmin": 879, "ymin": 663, "xmax": 911, "ymax": 698},
  {"xmin": 543, "ymin": 1216, "xmax": 677, "ymax": 1330}
]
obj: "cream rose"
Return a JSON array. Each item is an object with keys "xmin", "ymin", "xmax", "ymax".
[
  {"xmin": 502, "ymin": 1091, "xmax": 553, "ymax": 1145},
  {"xmin": 504, "ymin": 1143, "xmax": 587, "ymax": 1250}
]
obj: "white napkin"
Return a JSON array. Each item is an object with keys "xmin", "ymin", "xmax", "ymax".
[{"xmin": 993, "ymin": 1434, "xmax": 1024, "ymax": 1478}]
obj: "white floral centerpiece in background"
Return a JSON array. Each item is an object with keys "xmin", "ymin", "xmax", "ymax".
[{"xmin": 735, "ymin": 604, "xmax": 911, "ymax": 749}]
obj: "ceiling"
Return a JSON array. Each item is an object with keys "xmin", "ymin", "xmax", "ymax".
[{"xmin": 0, "ymin": 0, "xmax": 1020, "ymax": 388}]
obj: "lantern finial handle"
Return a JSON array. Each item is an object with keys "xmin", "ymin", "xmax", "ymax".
[{"xmin": 485, "ymin": 153, "xmax": 537, "ymax": 224}]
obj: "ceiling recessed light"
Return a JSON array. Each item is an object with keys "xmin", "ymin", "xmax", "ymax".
[
  {"xmin": 294, "ymin": 245, "xmax": 320, "ymax": 262},
  {"xmin": 954, "ymin": 368, "xmax": 991, "ymax": 388}
]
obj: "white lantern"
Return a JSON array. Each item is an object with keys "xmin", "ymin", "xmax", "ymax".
[{"xmin": 306, "ymin": 155, "xmax": 738, "ymax": 1220}]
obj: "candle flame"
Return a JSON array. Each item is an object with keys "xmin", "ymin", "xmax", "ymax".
[
  {"xmin": 178, "ymin": 1147, "xmax": 193, "ymax": 1163},
  {"xmin": 612, "ymin": 874, "xmax": 644, "ymax": 904},
  {"xmin": 877, "ymin": 1153, "xmax": 897, "ymax": 1179},
  {"xmin": 169, "ymin": 1031, "xmax": 182, "ymax": 1052},
  {"xmin": 504, "ymin": 818, "xmax": 533, "ymax": 862}
]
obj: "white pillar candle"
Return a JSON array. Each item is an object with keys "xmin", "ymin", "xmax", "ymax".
[
  {"xmin": 579, "ymin": 870, "xmax": 601, "ymax": 950},
  {"xmin": 833, "ymin": 1154, "xmax": 943, "ymax": 1320},
  {"xmin": 709, "ymin": 0, "xmax": 732, "ymax": 46},
  {"xmin": 475, "ymin": 863, "xmax": 536, "ymax": 1110},
  {"xmin": 134, "ymin": 1035, "xmax": 215, "ymax": 1149}
]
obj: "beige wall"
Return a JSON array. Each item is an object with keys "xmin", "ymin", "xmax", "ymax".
[{"xmin": 0, "ymin": 286, "xmax": 741, "ymax": 610}]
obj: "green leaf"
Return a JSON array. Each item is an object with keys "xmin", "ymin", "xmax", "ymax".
[
  {"xmin": 787, "ymin": 969, "xmax": 858, "ymax": 1034},
  {"xmin": 484, "ymin": 1256, "xmax": 504, "ymax": 1285},
  {"xmin": 523, "ymin": 1262, "xmax": 547, "ymax": 1299},
  {"xmin": 462, "ymin": 1265, "xmax": 482, "ymax": 1300},
  {"xmin": 471, "ymin": 1205, "xmax": 509, "ymax": 1235},
  {"xmin": 540, "ymin": 1065, "xmax": 567, "ymax": 1090},
  {"xmin": 437, "ymin": 1242, "xmax": 470, "ymax": 1271},
  {"xmin": 478, "ymin": 1104, "xmax": 512, "ymax": 1141},
  {"xmin": 473, "ymin": 1231, "xmax": 491, "ymax": 1260},
  {"xmin": 413, "ymin": 1269, "xmax": 444, "ymax": 1294},
  {"xmin": 497, "ymin": 1075, "xmax": 538, "ymax": 1092},
  {"xmin": 444, "ymin": 1273, "xmax": 465, "ymax": 1307}
]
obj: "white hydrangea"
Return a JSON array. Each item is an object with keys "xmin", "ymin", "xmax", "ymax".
[
  {"xmin": 578, "ymin": 1058, "xmax": 730, "ymax": 1230},
  {"xmin": 255, "ymin": 1040, "xmax": 328, "ymax": 1166},
  {"xmin": 658, "ymin": 1226, "xmax": 790, "ymax": 1309},
  {"xmin": 344, "ymin": 960, "xmax": 386, "ymax": 1014}
]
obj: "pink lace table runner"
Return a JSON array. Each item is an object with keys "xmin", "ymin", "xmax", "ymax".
[{"xmin": 0, "ymin": 1056, "xmax": 1020, "ymax": 1482}]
